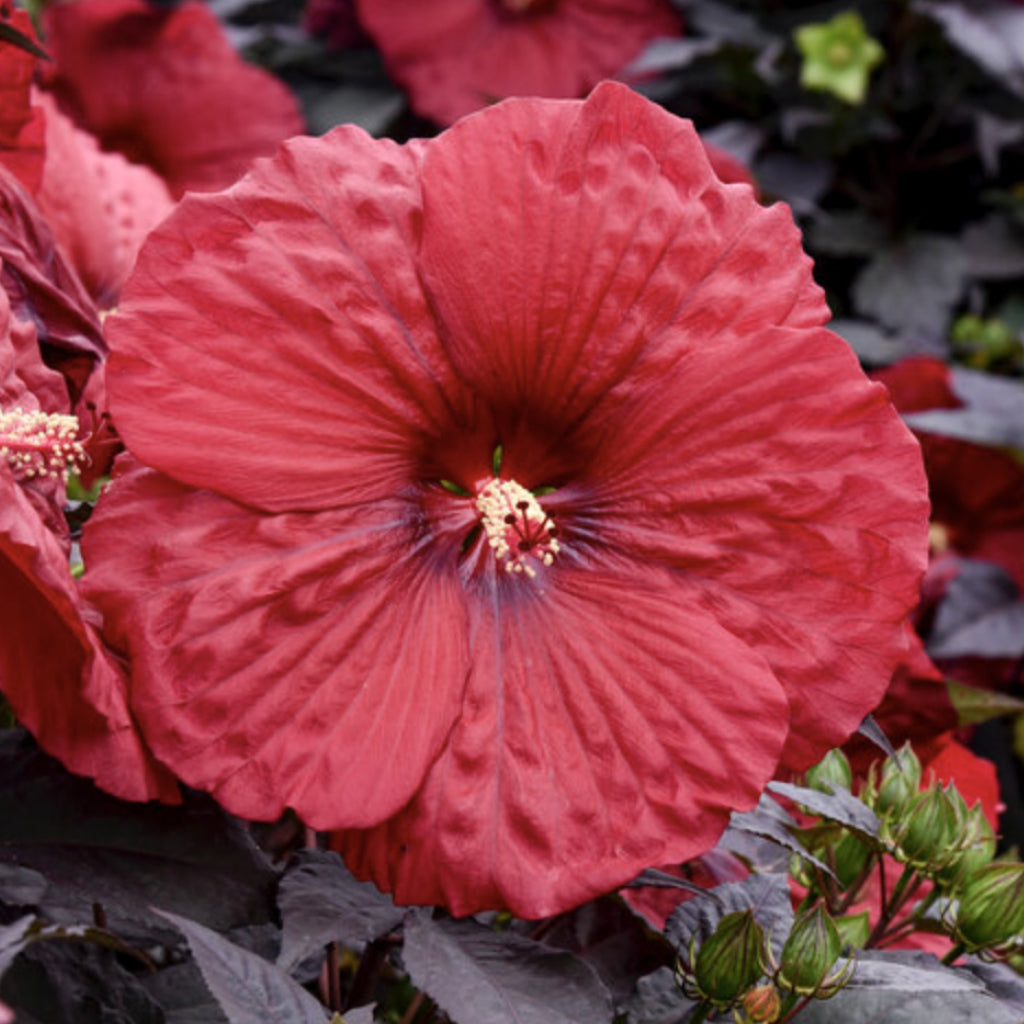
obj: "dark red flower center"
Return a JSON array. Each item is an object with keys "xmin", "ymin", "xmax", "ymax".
[
  {"xmin": 493, "ymin": 0, "xmax": 557, "ymax": 17},
  {"xmin": 0, "ymin": 407, "xmax": 84, "ymax": 482}
]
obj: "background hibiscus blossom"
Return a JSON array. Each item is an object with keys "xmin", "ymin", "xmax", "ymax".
[
  {"xmin": 83, "ymin": 83, "xmax": 927, "ymax": 917},
  {"xmin": 351, "ymin": 0, "xmax": 681, "ymax": 125}
]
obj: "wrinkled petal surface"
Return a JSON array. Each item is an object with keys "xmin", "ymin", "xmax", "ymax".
[
  {"xmin": 333, "ymin": 564, "xmax": 788, "ymax": 917},
  {"xmin": 83, "ymin": 463, "xmax": 471, "ymax": 827}
]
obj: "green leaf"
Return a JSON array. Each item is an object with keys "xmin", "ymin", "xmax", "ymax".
[
  {"xmin": 153, "ymin": 909, "xmax": 330, "ymax": 1024},
  {"xmin": 947, "ymin": 679, "xmax": 1024, "ymax": 726}
]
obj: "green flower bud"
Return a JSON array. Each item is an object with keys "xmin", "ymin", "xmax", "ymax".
[
  {"xmin": 778, "ymin": 904, "xmax": 843, "ymax": 995},
  {"xmin": 895, "ymin": 784, "xmax": 962, "ymax": 870},
  {"xmin": 794, "ymin": 11, "xmax": 885, "ymax": 105},
  {"xmin": 740, "ymin": 982, "xmax": 781, "ymax": 1023},
  {"xmin": 955, "ymin": 863, "xmax": 1024, "ymax": 951},
  {"xmin": 831, "ymin": 829, "xmax": 873, "ymax": 890},
  {"xmin": 870, "ymin": 744, "xmax": 922, "ymax": 819},
  {"xmin": 805, "ymin": 749, "xmax": 853, "ymax": 794},
  {"xmin": 936, "ymin": 804, "xmax": 997, "ymax": 892},
  {"xmin": 693, "ymin": 910, "xmax": 766, "ymax": 1007}
]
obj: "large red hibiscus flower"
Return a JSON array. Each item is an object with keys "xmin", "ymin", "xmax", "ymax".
[
  {"xmin": 41, "ymin": 0, "xmax": 304, "ymax": 198},
  {"xmin": 353, "ymin": 0, "xmax": 681, "ymax": 125},
  {"xmin": 83, "ymin": 83, "xmax": 927, "ymax": 917}
]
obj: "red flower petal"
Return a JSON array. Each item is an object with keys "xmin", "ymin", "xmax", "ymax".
[
  {"xmin": 0, "ymin": 9, "xmax": 46, "ymax": 193},
  {"xmin": 41, "ymin": 0, "xmax": 303, "ymax": 196},
  {"xmin": 105, "ymin": 129, "xmax": 460, "ymax": 513},
  {"xmin": 333, "ymin": 564, "xmax": 789, "ymax": 918},
  {"xmin": 355, "ymin": 0, "xmax": 681, "ymax": 125},
  {"xmin": 34, "ymin": 92, "xmax": 173, "ymax": 308},
  {"xmin": 0, "ymin": 164, "xmax": 105, "ymax": 402},
  {"xmin": 0, "ymin": 467, "xmax": 177, "ymax": 802},
  {"xmin": 82, "ymin": 463, "xmax": 471, "ymax": 827},
  {"xmin": 416, "ymin": 84, "xmax": 825, "ymax": 425}
]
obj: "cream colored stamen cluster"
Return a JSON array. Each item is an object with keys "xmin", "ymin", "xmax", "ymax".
[
  {"xmin": 0, "ymin": 407, "xmax": 84, "ymax": 482},
  {"xmin": 475, "ymin": 477, "xmax": 559, "ymax": 578}
]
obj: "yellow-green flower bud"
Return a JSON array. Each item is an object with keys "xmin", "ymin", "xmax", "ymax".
[
  {"xmin": 794, "ymin": 10, "xmax": 885, "ymax": 105},
  {"xmin": 805, "ymin": 749, "xmax": 853, "ymax": 794},
  {"xmin": 955, "ymin": 863, "xmax": 1024, "ymax": 951},
  {"xmin": 740, "ymin": 982, "xmax": 782, "ymax": 1023},
  {"xmin": 693, "ymin": 910, "xmax": 766, "ymax": 1007},
  {"xmin": 778, "ymin": 904, "xmax": 843, "ymax": 995}
]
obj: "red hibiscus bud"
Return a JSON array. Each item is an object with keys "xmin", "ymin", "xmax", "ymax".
[
  {"xmin": 778, "ymin": 904, "xmax": 843, "ymax": 996},
  {"xmin": 955, "ymin": 863, "xmax": 1024, "ymax": 951},
  {"xmin": 741, "ymin": 982, "xmax": 782, "ymax": 1023},
  {"xmin": 692, "ymin": 910, "xmax": 766, "ymax": 1007}
]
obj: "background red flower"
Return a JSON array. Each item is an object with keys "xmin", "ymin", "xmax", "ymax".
[
  {"xmin": 352, "ymin": 0, "xmax": 682, "ymax": 125},
  {"xmin": 41, "ymin": 0, "xmax": 304, "ymax": 197}
]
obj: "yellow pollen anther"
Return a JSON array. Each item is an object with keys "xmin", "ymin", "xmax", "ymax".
[
  {"xmin": 475, "ymin": 477, "xmax": 560, "ymax": 579},
  {"xmin": 0, "ymin": 406, "xmax": 85, "ymax": 483}
]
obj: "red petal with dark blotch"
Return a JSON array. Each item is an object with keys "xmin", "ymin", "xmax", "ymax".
[
  {"xmin": 82, "ymin": 462, "xmax": 471, "ymax": 828},
  {"xmin": 334, "ymin": 562, "xmax": 789, "ymax": 918},
  {"xmin": 42, "ymin": 0, "xmax": 303, "ymax": 196},
  {"xmin": 105, "ymin": 128, "xmax": 461, "ymax": 513},
  {"xmin": 416, "ymin": 83, "xmax": 825, "ymax": 427}
]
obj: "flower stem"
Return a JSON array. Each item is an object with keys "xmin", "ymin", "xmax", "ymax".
[{"xmin": 941, "ymin": 942, "xmax": 967, "ymax": 966}]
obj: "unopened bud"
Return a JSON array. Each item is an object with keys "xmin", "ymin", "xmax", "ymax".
[
  {"xmin": 778, "ymin": 904, "xmax": 843, "ymax": 995},
  {"xmin": 871, "ymin": 744, "xmax": 922, "ymax": 819},
  {"xmin": 805, "ymin": 749, "xmax": 853, "ymax": 794},
  {"xmin": 895, "ymin": 784, "xmax": 962, "ymax": 870},
  {"xmin": 693, "ymin": 910, "xmax": 766, "ymax": 1006},
  {"xmin": 936, "ymin": 804, "xmax": 997, "ymax": 892},
  {"xmin": 955, "ymin": 863, "xmax": 1024, "ymax": 951},
  {"xmin": 740, "ymin": 982, "xmax": 781, "ymax": 1023}
]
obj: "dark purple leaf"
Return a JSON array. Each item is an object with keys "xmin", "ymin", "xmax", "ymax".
[
  {"xmin": 402, "ymin": 911, "xmax": 613, "ymax": 1024},
  {"xmin": 726, "ymin": 795, "xmax": 835, "ymax": 879},
  {"xmin": 153, "ymin": 909, "xmax": 329, "ymax": 1024},
  {"xmin": 766, "ymin": 781, "xmax": 881, "ymax": 842},
  {"xmin": 665, "ymin": 873, "xmax": 793, "ymax": 960},
  {"xmin": 852, "ymin": 235, "xmax": 966, "ymax": 335},
  {"xmin": 962, "ymin": 214, "xmax": 1024, "ymax": 279},
  {"xmin": 625, "ymin": 966, "xmax": 693, "ymax": 1024},
  {"xmin": 918, "ymin": 1, "xmax": 1024, "ymax": 97},
  {"xmin": 277, "ymin": 850, "xmax": 404, "ymax": 972},
  {"xmin": 0, "ymin": 731, "xmax": 275, "ymax": 943},
  {"xmin": 794, "ymin": 949, "xmax": 1017, "ymax": 1023},
  {"xmin": 928, "ymin": 558, "xmax": 1021, "ymax": 659}
]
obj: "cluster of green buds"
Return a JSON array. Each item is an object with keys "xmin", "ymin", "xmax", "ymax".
[
  {"xmin": 862, "ymin": 746, "xmax": 996, "ymax": 885},
  {"xmin": 675, "ymin": 903, "xmax": 853, "ymax": 1022}
]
